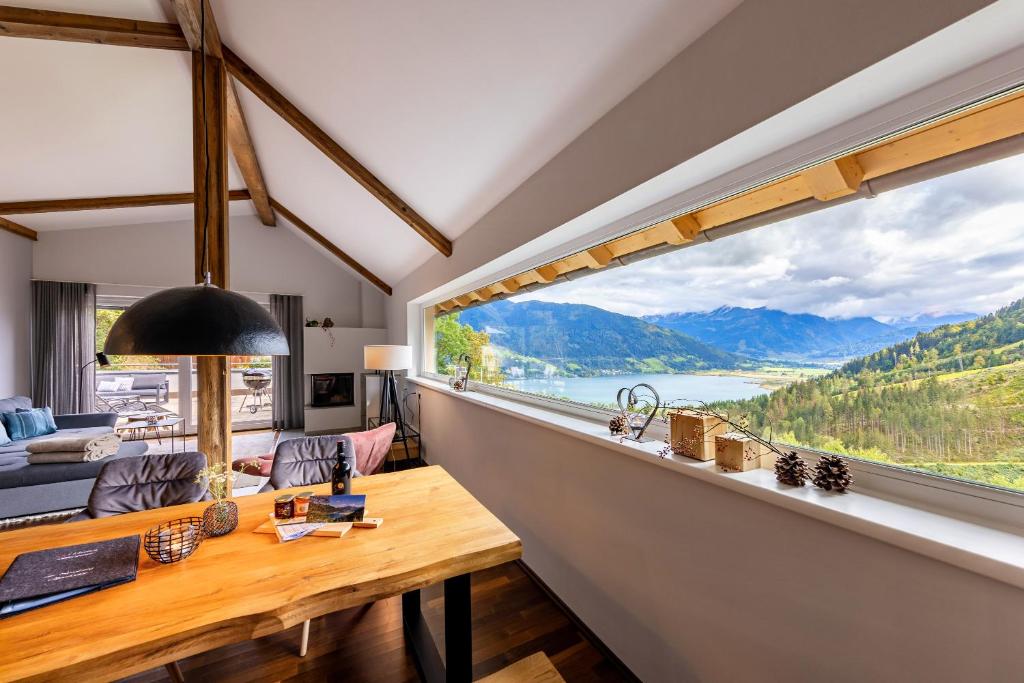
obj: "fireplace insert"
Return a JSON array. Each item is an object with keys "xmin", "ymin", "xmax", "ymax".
[{"xmin": 310, "ymin": 373, "xmax": 354, "ymax": 407}]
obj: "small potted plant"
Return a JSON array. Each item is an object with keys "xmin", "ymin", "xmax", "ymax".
[{"xmin": 195, "ymin": 462, "xmax": 254, "ymax": 537}]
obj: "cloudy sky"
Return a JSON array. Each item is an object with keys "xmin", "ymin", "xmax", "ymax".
[{"xmin": 516, "ymin": 152, "xmax": 1024, "ymax": 321}]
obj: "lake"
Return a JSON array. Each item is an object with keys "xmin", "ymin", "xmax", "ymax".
[{"xmin": 501, "ymin": 373, "xmax": 770, "ymax": 406}]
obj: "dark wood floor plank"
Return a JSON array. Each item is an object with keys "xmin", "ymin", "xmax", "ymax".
[{"xmin": 119, "ymin": 562, "xmax": 629, "ymax": 683}]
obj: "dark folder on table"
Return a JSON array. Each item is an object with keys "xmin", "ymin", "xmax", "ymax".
[{"xmin": 0, "ymin": 535, "xmax": 139, "ymax": 618}]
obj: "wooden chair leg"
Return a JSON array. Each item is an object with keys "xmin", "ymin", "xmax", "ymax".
[
  {"xmin": 165, "ymin": 661, "xmax": 185, "ymax": 683},
  {"xmin": 299, "ymin": 619, "xmax": 310, "ymax": 657}
]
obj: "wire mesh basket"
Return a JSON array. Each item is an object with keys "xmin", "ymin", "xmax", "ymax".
[{"xmin": 143, "ymin": 517, "xmax": 204, "ymax": 564}]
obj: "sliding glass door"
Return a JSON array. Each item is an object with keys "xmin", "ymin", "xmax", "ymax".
[{"xmin": 96, "ymin": 306, "xmax": 273, "ymax": 434}]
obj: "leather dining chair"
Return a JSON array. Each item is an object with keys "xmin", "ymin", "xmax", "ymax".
[
  {"xmin": 71, "ymin": 451, "xmax": 210, "ymax": 520},
  {"xmin": 230, "ymin": 425, "xmax": 396, "ymax": 656},
  {"xmin": 69, "ymin": 451, "xmax": 209, "ymax": 682}
]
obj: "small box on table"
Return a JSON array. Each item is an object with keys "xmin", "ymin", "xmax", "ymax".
[
  {"xmin": 669, "ymin": 410, "xmax": 729, "ymax": 461},
  {"xmin": 714, "ymin": 432, "xmax": 775, "ymax": 472}
]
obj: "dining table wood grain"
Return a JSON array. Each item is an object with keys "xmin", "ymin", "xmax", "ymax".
[{"xmin": 0, "ymin": 465, "xmax": 522, "ymax": 682}]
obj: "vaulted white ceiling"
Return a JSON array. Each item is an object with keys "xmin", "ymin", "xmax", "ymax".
[{"xmin": 1, "ymin": 0, "xmax": 741, "ymax": 286}]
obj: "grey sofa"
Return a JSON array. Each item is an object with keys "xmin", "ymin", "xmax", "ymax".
[
  {"xmin": 96, "ymin": 373, "xmax": 169, "ymax": 404},
  {"xmin": 0, "ymin": 396, "xmax": 149, "ymax": 518}
]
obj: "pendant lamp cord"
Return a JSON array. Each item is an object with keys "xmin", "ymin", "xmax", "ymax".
[{"xmin": 200, "ymin": 0, "xmax": 211, "ymax": 285}]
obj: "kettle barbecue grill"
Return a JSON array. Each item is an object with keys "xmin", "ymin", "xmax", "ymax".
[{"xmin": 239, "ymin": 369, "xmax": 272, "ymax": 414}]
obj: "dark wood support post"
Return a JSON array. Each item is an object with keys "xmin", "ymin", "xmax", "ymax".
[{"xmin": 192, "ymin": 49, "xmax": 232, "ymax": 482}]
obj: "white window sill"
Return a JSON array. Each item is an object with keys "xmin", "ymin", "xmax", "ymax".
[{"xmin": 408, "ymin": 375, "xmax": 1024, "ymax": 591}]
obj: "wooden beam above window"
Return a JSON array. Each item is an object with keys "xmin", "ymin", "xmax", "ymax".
[
  {"xmin": 0, "ymin": 216, "xmax": 37, "ymax": 241},
  {"xmin": 801, "ymin": 157, "xmax": 864, "ymax": 201},
  {"xmin": 581, "ymin": 244, "xmax": 615, "ymax": 269},
  {"xmin": 0, "ymin": 190, "xmax": 251, "ymax": 214},
  {"xmin": 436, "ymin": 88, "xmax": 1024, "ymax": 313}
]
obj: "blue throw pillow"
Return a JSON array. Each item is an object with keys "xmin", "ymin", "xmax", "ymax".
[
  {"xmin": 0, "ymin": 420, "xmax": 9, "ymax": 447},
  {"xmin": 1, "ymin": 407, "xmax": 57, "ymax": 441}
]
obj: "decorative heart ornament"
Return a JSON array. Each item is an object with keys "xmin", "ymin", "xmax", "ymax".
[{"xmin": 615, "ymin": 383, "xmax": 661, "ymax": 441}]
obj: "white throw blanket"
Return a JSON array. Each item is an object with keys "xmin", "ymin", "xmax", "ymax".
[{"xmin": 26, "ymin": 432, "xmax": 122, "ymax": 463}]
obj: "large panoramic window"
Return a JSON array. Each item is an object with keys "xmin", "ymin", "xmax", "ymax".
[{"xmin": 434, "ymin": 150, "xmax": 1024, "ymax": 492}]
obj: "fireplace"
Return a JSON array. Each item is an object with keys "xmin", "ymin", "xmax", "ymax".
[{"xmin": 310, "ymin": 373, "xmax": 354, "ymax": 407}]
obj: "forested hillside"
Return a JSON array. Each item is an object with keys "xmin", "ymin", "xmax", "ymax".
[
  {"xmin": 714, "ymin": 298, "xmax": 1024, "ymax": 489},
  {"xmin": 456, "ymin": 300, "xmax": 742, "ymax": 376}
]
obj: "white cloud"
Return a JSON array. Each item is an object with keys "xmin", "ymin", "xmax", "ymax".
[{"xmin": 516, "ymin": 153, "xmax": 1024, "ymax": 319}]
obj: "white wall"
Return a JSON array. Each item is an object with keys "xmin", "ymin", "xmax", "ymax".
[
  {"xmin": 418, "ymin": 386, "xmax": 1024, "ymax": 682},
  {"xmin": 0, "ymin": 230, "xmax": 32, "ymax": 397},
  {"xmin": 32, "ymin": 214, "xmax": 383, "ymax": 327},
  {"xmin": 386, "ymin": 0, "xmax": 995, "ymax": 340}
]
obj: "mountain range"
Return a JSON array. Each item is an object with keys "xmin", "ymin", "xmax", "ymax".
[
  {"xmin": 457, "ymin": 299, "xmax": 741, "ymax": 376},
  {"xmin": 642, "ymin": 307, "xmax": 975, "ymax": 362}
]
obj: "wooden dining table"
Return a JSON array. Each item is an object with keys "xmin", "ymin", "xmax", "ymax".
[{"xmin": 0, "ymin": 466, "xmax": 522, "ymax": 683}]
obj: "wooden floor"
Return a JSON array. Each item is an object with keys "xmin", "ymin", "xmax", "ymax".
[{"xmin": 120, "ymin": 562, "xmax": 629, "ymax": 683}]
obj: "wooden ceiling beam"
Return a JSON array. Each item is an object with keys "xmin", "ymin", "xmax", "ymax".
[
  {"xmin": 171, "ymin": 0, "xmax": 275, "ymax": 227},
  {"xmin": 223, "ymin": 46, "xmax": 453, "ymax": 257},
  {"xmin": 170, "ymin": 0, "xmax": 221, "ymax": 58},
  {"xmin": 269, "ymin": 197, "xmax": 392, "ymax": 296},
  {"xmin": 0, "ymin": 216, "xmax": 37, "ymax": 241},
  {"xmin": 0, "ymin": 190, "xmax": 251, "ymax": 215},
  {"xmin": 0, "ymin": 6, "xmax": 188, "ymax": 50}
]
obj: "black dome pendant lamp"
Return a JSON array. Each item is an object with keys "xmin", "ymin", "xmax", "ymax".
[{"xmin": 105, "ymin": 2, "xmax": 288, "ymax": 358}]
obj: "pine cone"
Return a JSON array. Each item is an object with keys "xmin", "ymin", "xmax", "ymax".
[
  {"xmin": 813, "ymin": 454, "xmax": 853, "ymax": 493},
  {"xmin": 609, "ymin": 414, "xmax": 629, "ymax": 436},
  {"xmin": 774, "ymin": 451, "xmax": 810, "ymax": 486}
]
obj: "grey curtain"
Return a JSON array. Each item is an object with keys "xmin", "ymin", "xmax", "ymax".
[
  {"xmin": 31, "ymin": 281, "xmax": 96, "ymax": 414},
  {"xmin": 270, "ymin": 294, "xmax": 304, "ymax": 430}
]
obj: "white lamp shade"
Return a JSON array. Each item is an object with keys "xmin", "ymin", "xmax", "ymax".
[{"xmin": 364, "ymin": 345, "xmax": 412, "ymax": 371}]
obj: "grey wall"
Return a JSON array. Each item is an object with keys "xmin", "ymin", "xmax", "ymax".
[
  {"xmin": 387, "ymin": 0, "xmax": 994, "ymax": 338},
  {"xmin": 418, "ymin": 386, "xmax": 1024, "ymax": 682},
  {"xmin": 32, "ymin": 214, "xmax": 383, "ymax": 327},
  {"xmin": 0, "ymin": 230, "xmax": 32, "ymax": 397}
]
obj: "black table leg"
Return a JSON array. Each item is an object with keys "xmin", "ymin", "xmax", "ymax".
[
  {"xmin": 444, "ymin": 573, "xmax": 472, "ymax": 682},
  {"xmin": 402, "ymin": 573, "xmax": 472, "ymax": 683}
]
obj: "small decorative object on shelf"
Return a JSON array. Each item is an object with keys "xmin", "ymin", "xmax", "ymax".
[
  {"xmin": 668, "ymin": 409, "xmax": 728, "ymax": 461},
  {"xmin": 615, "ymin": 383, "xmax": 660, "ymax": 442},
  {"xmin": 321, "ymin": 317, "xmax": 335, "ymax": 328},
  {"xmin": 448, "ymin": 353, "xmax": 473, "ymax": 392},
  {"xmin": 608, "ymin": 414, "xmax": 629, "ymax": 436},
  {"xmin": 195, "ymin": 462, "xmax": 247, "ymax": 537},
  {"xmin": 305, "ymin": 319, "xmax": 320, "ymax": 327},
  {"xmin": 144, "ymin": 517, "xmax": 203, "ymax": 564},
  {"xmin": 774, "ymin": 451, "xmax": 811, "ymax": 486},
  {"xmin": 714, "ymin": 432, "xmax": 774, "ymax": 472},
  {"xmin": 331, "ymin": 441, "xmax": 352, "ymax": 495},
  {"xmin": 813, "ymin": 453, "xmax": 853, "ymax": 492}
]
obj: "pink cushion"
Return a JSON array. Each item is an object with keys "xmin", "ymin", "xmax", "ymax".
[
  {"xmin": 350, "ymin": 423, "xmax": 397, "ymax": 475},
  {"xmin": 232, "ymin": 454, "xmax": 274, "ymax": 477},
  {"xmin": 234, "ymin": 423, "xmax": 398, "ymax": 478}
]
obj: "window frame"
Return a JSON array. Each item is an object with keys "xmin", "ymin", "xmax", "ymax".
[{"xmin": 415, "ymin": 82, "xmax": 1024, "ymax": 531}]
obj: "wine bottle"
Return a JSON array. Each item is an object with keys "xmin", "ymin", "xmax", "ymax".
[{"xmin": 331, "ymin": 441, "xmax": 352, "ymax": 495}]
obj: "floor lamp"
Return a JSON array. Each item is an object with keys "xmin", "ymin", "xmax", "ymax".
[
  {"xmin": 364, "ymin": 345, "xmax": 413, "ymax": 465},
  {"xmin": 80, "ymin": 352, "xmax": 110, "ymax": 412}
]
